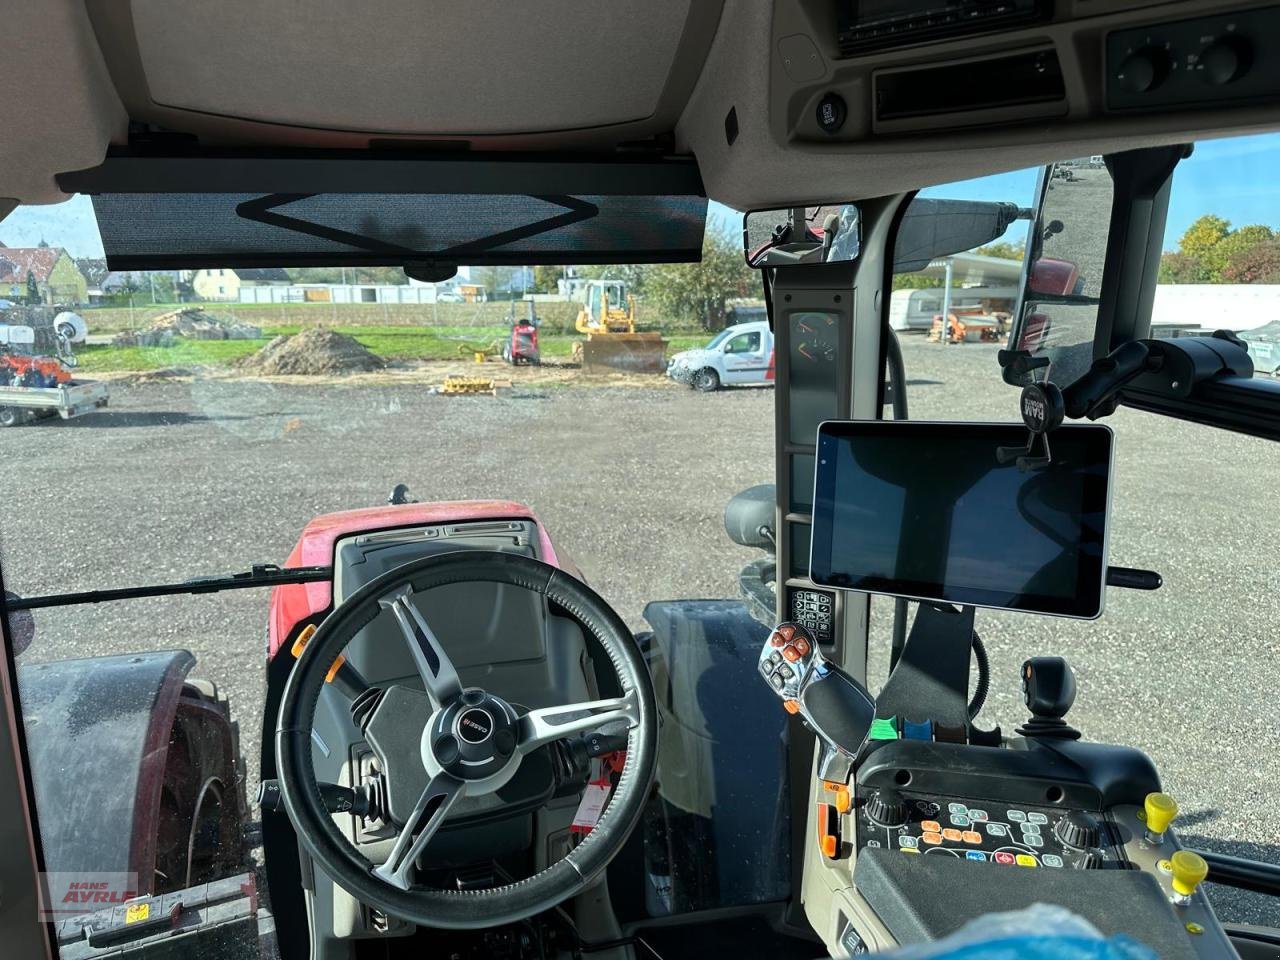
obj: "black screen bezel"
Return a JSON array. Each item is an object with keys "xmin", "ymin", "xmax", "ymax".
[{"xmin": 809, "ymin": 421, "xmax": 1113, "ymax": 619}]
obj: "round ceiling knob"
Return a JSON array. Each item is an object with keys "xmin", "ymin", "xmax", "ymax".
[
  {"xmin": 865, "ymin": 789, "xmax": 907, "ymax": 827},
  {"xmin": 1054, "ymin": 810, "xmax": 1101, "ymax": 849},
  {"xmin": 1200, "ymin": 35, "xmax": 1252, "ymax": 86},
  {"xmin": 1117, "ymin": 47, "xmax": 1171, "ymax": 94}
]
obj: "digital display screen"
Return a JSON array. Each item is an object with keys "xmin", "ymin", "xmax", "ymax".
[{"xmin": 810, "ymin": 422, "xmax": 1113, "ymax": 619}]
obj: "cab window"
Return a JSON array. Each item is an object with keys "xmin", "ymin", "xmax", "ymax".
[
  {"xmin": 725, "ymin": 331, "xmax": 761, "ymax": 353},
  {"xmin": 881, "ymin": 139, "xmax": 1280, "ymax": 927}
]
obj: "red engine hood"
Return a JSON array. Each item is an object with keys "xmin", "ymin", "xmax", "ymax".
[{"xmin": 268, "ymin": 500, "xmax": 565, "ymax": 660}]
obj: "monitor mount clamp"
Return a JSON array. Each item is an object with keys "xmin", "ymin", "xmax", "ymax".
[{"xmin": 996, "ymin": 341, "xmax": 1158, "ymax": 470}]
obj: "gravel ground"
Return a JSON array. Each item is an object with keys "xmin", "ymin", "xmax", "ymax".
[{"xmin": 3, "ymin": 338, "xmax": 1278, "ymax": 927}]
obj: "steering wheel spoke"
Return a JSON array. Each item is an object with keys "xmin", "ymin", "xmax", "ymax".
[
  {"xmin": 372, "ymin": 772, "xmax": 465, "ymax": 891},
  {"xmin": 517, "ymin": 691, "xmax": 639, "ymax": 756},
  {"xmin": 379, "ymin": 585, "xmax": 462, "ymax": 708}
]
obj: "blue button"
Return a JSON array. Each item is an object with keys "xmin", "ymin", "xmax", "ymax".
[
  {"xmin": 903, "ymin": 719, "xmax": 933, "ymax": 741},
  {"xmin": 965, "ymin": 851, "xmax": 986, "ymax": 861}
]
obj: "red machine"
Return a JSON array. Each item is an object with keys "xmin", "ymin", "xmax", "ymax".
[
  {"xmin": 502, "ymin": 301, "xmax": 541, "ymax": 365},
  {"xmin": 0, "ymin": 324, "xmax": 71, "ymax": 387}
]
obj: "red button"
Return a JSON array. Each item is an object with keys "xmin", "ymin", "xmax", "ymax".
[
  {"xmin": 994, "ymin": 851, "xmax": 1016, "ymax": 865},
  {"xmin": 782, "ymin": 646, "xmax": 802, "ymax": 662},
  {"xmin": 770, "ymin": 634, "xmax": 786, "ymax": 648},
  {"xmin": 794, "ymin": 638, "xmax": 811, "ymax": 657}
]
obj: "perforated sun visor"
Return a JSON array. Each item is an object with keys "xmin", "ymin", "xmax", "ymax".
[{"xmin": 59, "ymin": 153, "xmax": 708, "ymax": 270}]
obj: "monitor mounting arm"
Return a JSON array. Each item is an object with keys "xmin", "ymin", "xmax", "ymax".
[{"xmin": 996, "ymin": 341, "xmax": 1157, "ymax": 469}]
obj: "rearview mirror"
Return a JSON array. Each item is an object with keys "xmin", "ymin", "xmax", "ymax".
[
  {"xmin": 746, "ymin": 199, "xmax": 1030, "ymax": 272},
  {"xmin": 744, "ymin": 205, "xmax": 861, "ymax": 268}
]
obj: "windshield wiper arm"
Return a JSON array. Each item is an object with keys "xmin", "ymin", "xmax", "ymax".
[{"xmin": 4, "ymin": 564, "xmax": 333, "ymax": 612}]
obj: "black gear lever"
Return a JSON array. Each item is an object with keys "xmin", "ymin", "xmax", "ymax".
[{"xmin": 756, "ymin": 622, "xmax": 877, "ymax": 760}]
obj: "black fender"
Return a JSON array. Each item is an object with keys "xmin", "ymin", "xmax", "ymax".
[{"xmin": 19, "ymin": 650, "xmax": 246, "ymax": 897}]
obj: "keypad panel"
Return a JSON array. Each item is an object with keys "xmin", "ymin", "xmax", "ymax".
[
  {"xmin": 853, "ymin": 790, "xmax": 1122, "ymax": 870},
  {"xmin": 790, "ymin": 588, "xmax": 835, "ymax": 644}
]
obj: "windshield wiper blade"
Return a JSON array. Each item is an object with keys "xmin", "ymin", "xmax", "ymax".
[{"xmin": 4, "ymin": 564, "xmax": 333, "ymax": 612}]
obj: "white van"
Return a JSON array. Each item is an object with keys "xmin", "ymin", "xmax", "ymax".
[{"xmin": 666, "ymin": 319, "xmax": 775, "ymax": 392}]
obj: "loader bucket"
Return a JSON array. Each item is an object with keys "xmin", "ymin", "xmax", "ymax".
[{"xmin": 580, "ymin": 333, "xmax": 668, "ymax": 374}]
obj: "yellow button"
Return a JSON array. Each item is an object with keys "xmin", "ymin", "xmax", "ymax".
[
  {"xmin": 1144, "ymin": 792, "xmax": 1178, "ymax": 834},
  {"xmin": 1015, "ymin": 854, "xmax": 1038, "ymax": 867},
  {"xmin": 901, "ymin": 847, "xmax": 921, "ymax": 854},
  {"xmin": 1171, "ymin": 850, "xmax": 1208, "ymax": 897}
]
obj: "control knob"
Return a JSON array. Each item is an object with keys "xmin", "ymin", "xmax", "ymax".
[
  {"xmin": 1116, "ymin": 46, "xmax": 1172, "ymax": 94},
  {"xmin": 865, "ymin": 789, "xmax": 908, "ymax": 827},
  {"xmin": 1054, "ymin": 810, "xmax": 1101, "ymax": 849},
  {"xmin": 1199, "ymin": 35, "xmax": 1252, "ymax": 86}
]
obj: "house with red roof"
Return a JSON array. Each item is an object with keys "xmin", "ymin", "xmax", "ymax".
[{"xmin": 0, "ymin": 246, "xmax": 88, "ymax": 305}]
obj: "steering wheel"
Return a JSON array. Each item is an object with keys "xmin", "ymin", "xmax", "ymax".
[{"xmin": 275, "ymin": 551, "xmax": 658, "ymax": 928}]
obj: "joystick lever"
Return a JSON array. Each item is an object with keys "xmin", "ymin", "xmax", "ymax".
[
  {"xmin": 1016, "ymin": 656, "xmax": 1082, "ymax": 740},
  {"xmin": 757, "ymin": 623, "xmax": 877, "ymax": 763}
]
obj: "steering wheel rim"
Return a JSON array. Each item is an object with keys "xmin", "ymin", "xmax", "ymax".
[{"xmin": 275, "ymin": 551, "xmax": 658, "ymax": 929}]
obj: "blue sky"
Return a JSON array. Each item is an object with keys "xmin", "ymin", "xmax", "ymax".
[{"xmin": 5, "ymin": 132, "xmax": 1280, "ymax": 259}]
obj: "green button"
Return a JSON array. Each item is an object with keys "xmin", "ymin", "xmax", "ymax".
[{"xmin": 869, "ymin": 717, "xmax": 899, "ymax": 740}]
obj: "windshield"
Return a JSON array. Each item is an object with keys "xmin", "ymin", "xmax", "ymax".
[
  {"xmin": 0, "ymin": 200, "xmax": 778, "ymax": 953},
  {"xmin": 704, "ymin": 327, "xmax": 735, "ymax": 349}
]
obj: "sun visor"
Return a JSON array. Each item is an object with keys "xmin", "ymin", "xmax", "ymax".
[{"xmin": 58, "ymin": 153, "xmax": 707, "ymax": 273}]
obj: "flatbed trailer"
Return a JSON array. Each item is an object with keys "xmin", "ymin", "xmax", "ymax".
[{"xmin": 0, "ymin": 378, "xmax": 109, "ymax": 426}]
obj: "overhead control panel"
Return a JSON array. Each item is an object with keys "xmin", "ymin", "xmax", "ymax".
[
  {"xmin": 836, "ymin": 0, "xmax": 1052, "ymax": 57},
  {"xmin": 1106, "ymin": 5, "xmax": 1280, "ymax": 111}
]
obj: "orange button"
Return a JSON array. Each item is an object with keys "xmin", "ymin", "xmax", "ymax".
[
  {"xmin": 793, "ymin": 638, "xmax": 811, "ymax": 656},
  {"xmin": 782, "ymin": 646, "xmax": 802, "ymax": 662},
  {"xmin": 921, "ymin": 832, "xmax": 943, "ymax": 845},
  {"xmin": 821, "ymin": 835, "xmax": 838, "ymax": 858},
  {"xmin": 770, "ymin": 633, "xmax": 786, "ymax": 648},
  {"xmin": 920, "ymin": 820, "xmax": 941, "ymax": 833},
  {"xmin": 290, "ymin": 623, "xmax": 317, "ymax": 659},
  {"xmin": 942, "ymin": 828, "xmax": 963, "ymax": 842},
  {"xmin": 777, "ymin": 624, "xmax": 796, "ymax": 642},
  {"xmin": 833, "ymin": 788, "xmax": 851, "ymax": 814},
  {"xmin": 783, "ymin": 699, "xmax": 800, "ymax": 714},
  {"xmin": 961, "ymin": 831, "xmax": 982, "ymax": 845}
]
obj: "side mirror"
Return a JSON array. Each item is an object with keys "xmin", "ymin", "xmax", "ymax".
[{"xmin": 1007, "ymin": 159, "xmax": 1116, "ymax": 388}]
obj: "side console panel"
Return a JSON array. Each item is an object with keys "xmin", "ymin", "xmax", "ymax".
[{"xmin": 624, "ymin": 599, "xmax": 790, "ymax": 919}]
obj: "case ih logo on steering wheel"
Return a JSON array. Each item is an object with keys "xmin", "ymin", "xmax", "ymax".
[{"xmin": 458, "ymin": 709, "xmax": 493, "ymax": 743}]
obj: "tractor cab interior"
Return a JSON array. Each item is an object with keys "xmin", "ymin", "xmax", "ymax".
[{"xmin": 4, "ymin": 3, "xmax": 1280, "ymax": 960}]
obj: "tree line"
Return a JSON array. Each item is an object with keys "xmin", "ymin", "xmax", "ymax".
[{"xmin": 1160, "ymin": 215, "xmax": 1280, "ymax": 284}]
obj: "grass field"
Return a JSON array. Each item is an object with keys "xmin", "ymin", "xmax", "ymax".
[{"xmin": 73, "ymin": 325, "xmax": 708, "ymax": 373}]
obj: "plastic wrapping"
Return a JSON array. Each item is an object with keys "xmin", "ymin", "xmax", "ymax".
[{"xmin": 883, "ymin": 905, "xmax": 1159, "ymax": 960}]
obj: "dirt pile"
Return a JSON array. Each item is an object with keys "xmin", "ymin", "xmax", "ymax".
[
  {"xmin": 236, "ymin": 329, "xmax": 384, "ymax": 375},
  {"xmin": 112, "ymin": 307, "xmax": 261, "ymax": 347}
]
